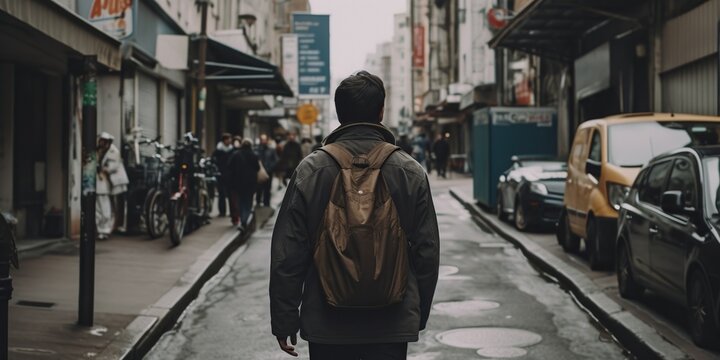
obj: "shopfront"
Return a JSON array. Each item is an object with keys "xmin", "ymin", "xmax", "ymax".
[{"xmin": 0, "ymin": 0, "xmax": 121, "ymax": 240}]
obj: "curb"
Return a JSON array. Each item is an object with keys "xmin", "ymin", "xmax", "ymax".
[
  {"xmin": 449, "ymin": 188, "xmax": 689, "ymax": 360},
  {"xmin": 97, "ymin": 211, "xmax": 269, "ymax": 360}
]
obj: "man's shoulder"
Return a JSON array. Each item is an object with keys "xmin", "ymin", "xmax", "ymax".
[{"xmin": 385, "ymin": 149, "xmax": 426, "ymax": 179}]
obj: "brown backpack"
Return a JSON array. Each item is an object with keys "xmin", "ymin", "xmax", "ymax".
[{"xmin": 315, "ymin": 142, "xmax": 409, "ymax": 308}]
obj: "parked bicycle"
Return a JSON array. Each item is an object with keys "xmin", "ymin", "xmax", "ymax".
[
  {"xmin": 142, "ymin": 139, "xmax": 173, "ymax": 239},
  {"xmin": 167, "ymin": 133, "xmax": 211, "ymax": 246}
]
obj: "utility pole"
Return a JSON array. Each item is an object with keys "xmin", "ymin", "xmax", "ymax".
[
  {"xmin": 78, "ymin": 58, "xmax": 98, "ymax": 327},
  {"xmin": 196, "ymin": 0, "xmax": 210, "ymax": 146},
  {"xmin": 0, "ymin": 211, "xmax": 18, "ymax": 360}
]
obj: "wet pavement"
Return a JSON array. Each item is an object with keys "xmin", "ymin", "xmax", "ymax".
[{"xmin": 146, "ymin": 178, "xmax": 630, "ymax": 359}]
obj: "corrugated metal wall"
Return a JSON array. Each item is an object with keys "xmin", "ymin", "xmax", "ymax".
[
  {"xmin": 661, "ymin": 56, "xmax": 718, "ymax": 115},
  {"xmin": 661, "ymin": 0, "xmax": 720, "ymax": 115},
  {"xmin": 662, "ymin": 0, "xmax": 719, "ymax": 72}
]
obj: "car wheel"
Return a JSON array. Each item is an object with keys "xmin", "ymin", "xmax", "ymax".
[
  {"xmin": 514, "ymin": 199, "xmax": 529, "ymax": 231},
  {"xmin": 587, "ymin": 219, "xmax": 607, "ymax": 271},
  {"xmin": 617, "ymin": 242, "xmax": 643, "ymax": 299},
  {"xmin": 559, "ymin": 208, "xmax": 580, "ymax": 253},
  {"xmin": 497, "ymin": 192, "xmax": 508, "ymax": 221},
  {"xmin": 688, "ymin": 271, "xmax": 719, "ymax": 347}
]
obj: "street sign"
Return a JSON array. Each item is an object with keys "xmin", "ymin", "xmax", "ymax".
[
  {"xmin": 292, "ymin": 14, "xmax": 331, "ymax": 97},
  {"xmin": 297, "ymin": 104, "xmax": 319, "ymax": 125},
  {"xmin": 79, "ymin": 0, "xmax": 135, "ymax": 39}
]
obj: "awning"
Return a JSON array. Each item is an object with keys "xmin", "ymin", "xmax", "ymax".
[
  {"xmin": 0, "ymin": 0, "xmax": 121, "ymax": 70},
  {"xmin": 194, "ymin": 37, "xmax": 294, "ymax": 97},
  {"xmin": 488, "ymin": 0, "xmax": 644, "ymax": 61}
]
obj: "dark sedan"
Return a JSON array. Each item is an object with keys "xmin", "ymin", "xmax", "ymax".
[
  {"xmin": 496, "ymin": 156, "xmax": 567, "ymax": 231},
  {"xmin": 617, "ymin": 146, "xmax": 720, "ymax": 347}
]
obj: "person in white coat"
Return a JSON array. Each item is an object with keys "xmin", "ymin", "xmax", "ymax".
[{"xmin": 96, "ymin": 132, "xmax": 129, "ymax": 239}]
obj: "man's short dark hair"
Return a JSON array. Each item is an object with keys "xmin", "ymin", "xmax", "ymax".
[{"xmin": 334, "ymin": 71, "xmax": 385, "ymax": 124}]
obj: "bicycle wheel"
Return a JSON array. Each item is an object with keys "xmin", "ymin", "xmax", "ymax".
[
  {"xmin": 168, "ymin": 195, "xmax": 188, "ymax": 246},
  {"xmin": 147, "ymin": 189, "xmax": 169, "ymax": 238}
]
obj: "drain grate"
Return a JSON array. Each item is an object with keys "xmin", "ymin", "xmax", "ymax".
[{"xmin": 16, "ymin": 300, "xmax": 56, "ymax": 308}]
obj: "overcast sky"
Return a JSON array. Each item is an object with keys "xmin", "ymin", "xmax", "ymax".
[{"xmin": 309, "ymin": 0, "xmax": 408, "ymax": 81}]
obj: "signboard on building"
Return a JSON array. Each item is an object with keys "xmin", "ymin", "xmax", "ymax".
[
  {"xmin": 282, "ymin": 34, "xmax": 300, "ymax": 97},
  {"xmin": 79, "ymin": 0, "xmax": 135, "ymax": 38},
  {"xmin": 413, "ymin": 25, "xmax": 425, "ymax": 68},
  {"xmin": 292, "ymin": 14, "xmax": 330, "ymax": 97},
  {"xmin": 297, "ymin": 103, "xmax": 319, "ymax": 125}
]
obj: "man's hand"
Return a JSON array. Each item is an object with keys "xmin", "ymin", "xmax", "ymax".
[{"xmin": 276, "ymin": 334, "xmax": 298, "ymax": 357}]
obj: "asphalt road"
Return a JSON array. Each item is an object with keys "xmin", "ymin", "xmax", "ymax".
[{"xmin": 146, "ymin": 179, "xmax": 630, "ymax": 359}]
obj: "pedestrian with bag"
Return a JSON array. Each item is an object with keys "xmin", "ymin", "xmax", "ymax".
[
  {"xmin": 269, "ymin": 71, "xmax": 440, "ymax": 360},
  {"xmin": 96, "ymin": 132, "xmax": 129, "ymax": 239},
  {"xmin": 255, "ymin": 134, "xmax": 278, "ymax": 208},
  {"xmin": 227, "ymin": 138, "xmax": 259, "ymax": 232}
]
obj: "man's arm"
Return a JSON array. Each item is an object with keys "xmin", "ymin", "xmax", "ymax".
[
  {"xmin": 409, "ymin": 176, "xmax": 440, "ymax": 330},
  {"xmin": 269, "ymin": 173, "xmax": 312, "ymax": 338}
]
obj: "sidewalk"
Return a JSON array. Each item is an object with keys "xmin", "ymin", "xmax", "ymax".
[
  {"xmin": 448, "ymin": 178, "xmax": 692, "ymax": 360},
  {"xmin": 8, "ymin": 197, "xmax": 279, "ymax": 360}
]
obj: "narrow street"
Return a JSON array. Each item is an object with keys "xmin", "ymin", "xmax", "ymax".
[{"xmin": 146, "ymin": 178, "xmax": 629, "ymax": 359}]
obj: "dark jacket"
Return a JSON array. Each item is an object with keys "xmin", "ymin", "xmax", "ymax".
[
  {"xmin": 212, "ymin": 142, "xmax": 234, "ymax": 184},
  {"xmin": 280, "ymin": 140, "xmax": 303, "ymax": 171},
  {"xmin": 269, "ymin": 123, "xmax": 440, "ymax": 344},
  {"xmin": 256, "ymin": 144, "xmax": 279, "ymax": 173},
  {"xmin": 226, "ymin": 147, "xmax": 259, "ymax": 192},
  {"xmin": 432, "ymin": 138, "xmax": 450, "ymax": 161}
]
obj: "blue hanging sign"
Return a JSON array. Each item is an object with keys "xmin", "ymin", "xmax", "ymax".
[{"xmin": 292, "ymin": 14, "xmax": 331, "ymax": 97}]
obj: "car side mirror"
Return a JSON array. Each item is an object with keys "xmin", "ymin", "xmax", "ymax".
[
  {"xmin": 661, "ymin": 191, "xmax": 685, "ymax": 215},
  {"xmin": 585, "ymin": 159, "xmax": 601, "ymax": 180}
]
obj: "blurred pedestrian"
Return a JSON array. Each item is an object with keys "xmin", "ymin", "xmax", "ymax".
[
  {"xmin": 301, "ymin": 137, "xmax": 314, "ymax": 158},
  {"xmin": 227, "ymin": 139, "xmax": 259, "ymax": 232},
  {"xmin": 212, "ymin": 133, "xmax": 233, "ymax": 217},
  {"xmin": 411, "ymin": 133, "xmax": 429, "ymax": 171},
  {"xmin": 433, "ymin": 133, "xmax": 450, "ymax": 178},
  {"xmin": 280, "ymin": 132, "xmax": 302, "ymax": 184},
  {"xmin": 397, "ymin": 134, "xmax": 413, "ymax": 155},
  {"xmin": 96, "ymin": 132, "xmax": 129, "ymax": 240},
  {"xmin": 255, "ymin": 134, "xmax": 278, "ymax": 207}
]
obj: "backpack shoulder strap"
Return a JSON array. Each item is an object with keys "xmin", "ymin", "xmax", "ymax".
[
  {"xmin": 367, "ymin": 142, "xmax": 401, "ymax": 169},
  {"xmin": 319, "ymin": 143, "xmax": 355, "ymax": 169}
]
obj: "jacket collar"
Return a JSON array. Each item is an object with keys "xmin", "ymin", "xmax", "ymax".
[{"xmin": 323, "ymin": 122, "xmax": 396, "ymax": 145}]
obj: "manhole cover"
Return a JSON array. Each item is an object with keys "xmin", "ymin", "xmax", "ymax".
[
  {"xmin": 433, "ymin": 300, "xmax": 500, "ymax": 317},
  {"xmin": 438, "ymin": 265, "xmax": 472, "ymax": 281},
  {"xmin": 436, "ymin": 327, "xmax": 542, "ymax": 349},
  {"xmin": 476, "ymin": 347, "xmax": 528, "ymax": 358}
]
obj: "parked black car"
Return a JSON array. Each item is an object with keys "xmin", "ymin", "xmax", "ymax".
[
  {"xmin": 617, "ymin": 146, "xmax": 720, "ymax": 347},
  {"xmin": 496, "ymin": 155, "xmax": 567, "ymax": 231}
]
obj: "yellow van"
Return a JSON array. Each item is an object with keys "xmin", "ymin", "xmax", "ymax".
[{"xmin": 557, "ymin": 113, "xmax": 720, "ymax": 270}]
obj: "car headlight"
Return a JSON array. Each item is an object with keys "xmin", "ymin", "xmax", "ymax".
[
  {"xmin": 530, "ymin": 183, "xmax": 548, "ymax": 195},
  {"xmin": 607, "ymin": 182, "xmax": 631, "ymax": 211}
]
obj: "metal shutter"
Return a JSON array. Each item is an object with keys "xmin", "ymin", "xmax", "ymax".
[
  {"xmin": 138, "ymin": 73, "xmax": 159, "ymax": 140},
  {"xmin": 163, "ymin": 86, "xmax": 180, "ymax": 146}
]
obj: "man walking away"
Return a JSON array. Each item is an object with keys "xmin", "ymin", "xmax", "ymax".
[
  {"xmin": 432, "ymin": 134, "xmax": 450, "ymax": 179},
  {"xmin": 255, "ymin": 134, "xmax": 278, "ymax": 207},
  {"xmin": 227, "ymin": 139, "xmax": 259, "ymax": 232},
  {"xmin": 212, "ymin": 133, "xmax": 233, "ymax": 216},
  {"xmin": 397, "ymin": 134, "xmax": 413, "ymax": 155},
  {"xmin": 280, "ymin": 132, "xmax": 302, "ymax": 184},
  {"xmin": 270, "ymin": 71, "xmax": 440, "ymax": 360},
  {"xmin": 96, "ymin": 132, "xmax": 129, "ymax": 239}
]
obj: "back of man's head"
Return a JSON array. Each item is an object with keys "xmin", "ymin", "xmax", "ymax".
[{"xmin": 334, "ymin": 71, "xmax": 385, "ymax": 125}]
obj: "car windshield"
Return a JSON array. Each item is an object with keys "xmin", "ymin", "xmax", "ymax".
[
  {"xmin": 704, "ymin": 156, "xmax": 720, "ymax": 218},
  {"xmin": 608, "ymin": 122, "xmax": 720, "ymax": 167}
]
